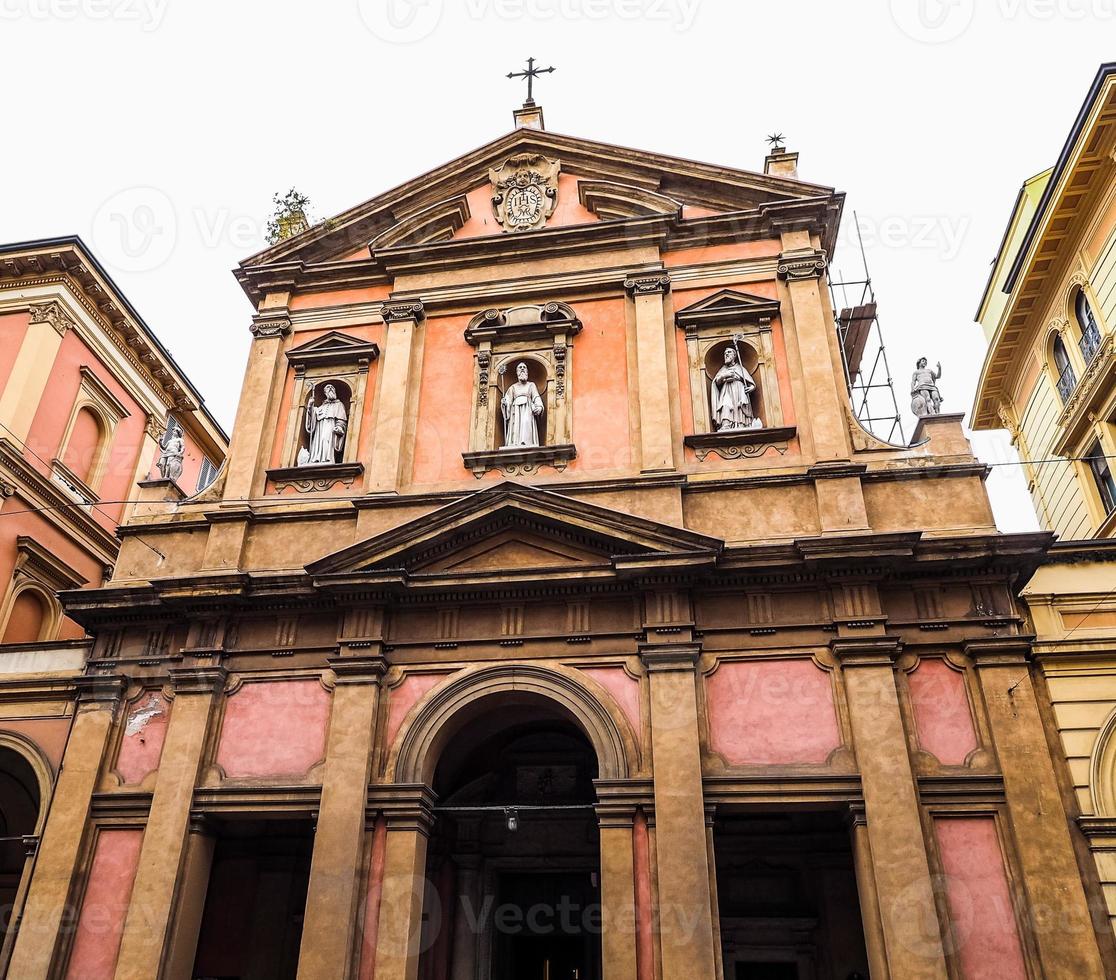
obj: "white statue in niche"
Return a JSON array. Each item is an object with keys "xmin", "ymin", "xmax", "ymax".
[
  {"xmin": 501, "ymin": 362, "xmax": 545, "ymax": 448},
  {"xmin": 711, "ymin": 346, "xmax": 761, "ymax": 431},
  {"xmin": 156, "ymin": 423, "xmax": 184, "ymax": 482},
  {"xmin": 302, "ymin": 383, "xmax": 348, "ymax": 465}
]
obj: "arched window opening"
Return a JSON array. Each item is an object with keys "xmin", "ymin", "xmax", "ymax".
[
  {"xmin": 0, "ymin": 747, "xmax": 42, "ymax": 949},
  {"xmin": 1053, "ymin": 334, "xmax": 1077, "ymax": 405},
  {"xmin": 1076, "ymin": 289, "xmax": 1102, "ymax": 364},
  {"xmin": 62, "ymin": 407, "xmax": 103, "ymax": 486},
  {"xmin": 1, "ymin": 590, "xmax": 48, "ymax": 645}
]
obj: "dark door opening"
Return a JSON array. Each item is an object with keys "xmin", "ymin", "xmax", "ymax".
[
  {"xmin": 715, "ymin": 809, "xmax": 870, "ymax": 980},
  {"xmin": 191, "ymin": 818, "xmax": 313, "ymax": 980},
  {"xmin": 418, "ymin": 697, "xmax": 603, "ymax": 980},
  {"xmin": 496, "ymin": 870, "xmax": 598, "ymax": 980}
]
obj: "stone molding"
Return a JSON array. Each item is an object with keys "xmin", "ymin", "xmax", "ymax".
[
  {"xmin": 777, "ymin": 249, "xmax": 828, "ymax": 282},
  {"xmin": 169, "ymin": 666, "xmax": 229, "ymax": 696},
  {"xmin": 381, "ymin": 300, "xmax": 426, "ymax": 324},
  {"xmin": 623, "ymin": 272, "xmax": 672, "ymax": 296}
]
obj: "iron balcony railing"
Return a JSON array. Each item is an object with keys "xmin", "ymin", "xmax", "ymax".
[{"xmin": 1056, "ymin": 362, "xmax": 1078, "ymax": 405}]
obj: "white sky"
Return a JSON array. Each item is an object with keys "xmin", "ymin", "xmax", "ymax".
[{"xmin": 4, "ymin": 0, "xmax": 1112, "ymax": 533}]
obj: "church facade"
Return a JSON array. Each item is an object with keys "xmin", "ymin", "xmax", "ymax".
[{"xmin": 2, "ymin": 104, "xmax": 1113, "ymax": 979}]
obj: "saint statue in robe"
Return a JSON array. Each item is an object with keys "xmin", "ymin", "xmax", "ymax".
[
  {"xmin": 156, "ymin": 424, "xmax": 184, "ymax": 483},
  {"xmin": 711, "ymin": 347, "xmax": 759, "ymax": 430},
  {"xmin": 303, "ymin": 383, "xmax": 348, "ymax": 465},
  {"xmin": 501, "ymin": 362, "xmax": 545, "ymax": 448}
]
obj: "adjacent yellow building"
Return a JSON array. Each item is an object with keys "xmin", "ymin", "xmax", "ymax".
[{"xmin": 973, "ymin": 61, "xmax": 1116, "ymax": 938}]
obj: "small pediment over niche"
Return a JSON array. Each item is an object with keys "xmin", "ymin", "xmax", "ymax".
[
  {"xmin": 577, "ymin": 180, "xmax": 682, "ymax": 220},
  {"xmin": 370, "ymin": 194, "xmax": 471, "ymax": 249},
  {"xmin": 307, "ymin": 482, "xmax": 723, "ymax": 583},
  {"xmin": 286, "ymin": 331, "xmax": 379, "ymax": 369},
  {"xmin": 675, "ymin": 289, "xmax": 781, "ymax": 331}
]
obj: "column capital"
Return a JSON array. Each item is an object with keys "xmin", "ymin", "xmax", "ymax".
[
  {"xmin": 638, "ymin": 643, "xmax": 702, "ymax": 673},
  {"xmin": 964, "ymin": 635, "xmax": 1034, "ymax": 668},
  {"xmin": 846, "ymin": 802, "xmax": 868, "ymax": 828},
  {"xmin": 73, "ymin": 673, "xmax": 127, "ymax": 706},
  {"xmin": 777, "ymin": 248, "xmax": 828, "ymax": 282},
  {"xmin": 248, "ymin": 310, "xmax": 292, "ymax": 338},
  {"xmin": 169, "ymin": 666, "xmax": 228, "ymax": 696},
  {"xmin": 624, "ymin": 271, "xmax": 672, "ymax": 296},
  {"xmin": 830, "ymin": 635, "xmax": 902, "ymax": 668},
  {"xmin": 368, "ymin": 783, "xmax": 437, "ymax": 835},
  {"xmin": 328, "ymin": 654, "xmax": 388, "ymax": 685},
  {"xmin": 28, "ymin": 299, "xmax": 76, "ymax": 336},
  {"xmin": 381, "ymin": 299, "xmax": 426, "ymax": 324}
]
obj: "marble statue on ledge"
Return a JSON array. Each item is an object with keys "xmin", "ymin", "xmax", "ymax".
[
  {"xmin": 911, "ymin": 358, "xmax": 943, "ymax": 418},
  {"xmin": 501, "ymin": 362, "xmax": 544, "ymax": 448},
  {"xmin": 300, "ymin": 383, "xmax": 348, "ymax": 465},
  {"xmin": 156, "ymin": 424, "xmax": 184, "ymax": 483},
  {"xmin": 711, "ymin": 346, "xmax": 763, "ymax": 431}
]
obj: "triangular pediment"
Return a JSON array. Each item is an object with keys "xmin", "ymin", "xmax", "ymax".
[
  {"xmin": 240, "ymin": 128, "xmax": 836, "ymax": 271},
  {"xmin": 675, "ymin": 289, "xmax": 781, "ymax": 330},
  {"xmin": 307, "ymin": 482, "xmax": 722, "ymax": 583},
  {"xmin": 286, "ymin": 330, "xmax": 379, "ymax": 368}
]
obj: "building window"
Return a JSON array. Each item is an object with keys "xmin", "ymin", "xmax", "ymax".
[
  {"xmin": 1076, "ymin": 290, "xmax": 1102, "ymax": 364},
  {"xmin": 1053, "ymin": 335, "xmax": 1077, "ymax": 405},
  {"xmin": 196, "ymin": 457, "xmax": 219, "ymax": 492},
  {"xmin": 1087, "ymin": 441, "xmax": 1116, "ymax": 515}
]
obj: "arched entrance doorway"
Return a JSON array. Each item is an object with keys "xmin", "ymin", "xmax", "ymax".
[
  {"xmin": 0, "ymin": 745, "xmax": 44, "ymax": 968},
  {"xmin": 416, "ymin": 693, "xmax": 605, "ymax": 980}
]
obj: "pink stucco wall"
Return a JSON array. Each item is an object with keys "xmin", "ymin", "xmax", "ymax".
[
  {"xmin": 115, "ymin": 691, "xmax": 170, "ymax": 785},
  {"xmin": 64, "ymin": 828, "xmax": 143, "ymax": 979},
  {"xmin": 936, "ymin": 817, "xmax": 1027, "ymax": 980},
  {"xmin": 705, "ymin": 659, "xmax": 841, "ymax": 765},
  {"xmin": 384, "ymin": 672, "xmax": 446, "ymax": 751},
  {"xmin": 907, "ymin": 659, "xmax": 978, "ymax": 766},
  {"xmin": 579, "ymin": 666, "xmax": 641, "ymax": 740},
  {"xmin": 215, "ymin": 680, "xmax": 331, "ymax": 779}
]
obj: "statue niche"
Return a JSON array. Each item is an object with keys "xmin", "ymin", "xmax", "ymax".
[
  {"xmin": 463, "ymin": 303, "xmax": 579, "ymax": 477},
  {"xmin": 706, "ymin": 340, "xmax": 763, "ymax": 431},
  {"xmin": 499, "ymin": 359, "xmax": 547, "ymax": 449},
  {"xmin": 299, "ymin": 381, "xmax": 350, "ymax": 465}
]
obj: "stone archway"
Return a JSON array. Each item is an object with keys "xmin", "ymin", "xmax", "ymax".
[{"xmin": 391, "ymin": 663, "xmax": 634, "ymax": 787}]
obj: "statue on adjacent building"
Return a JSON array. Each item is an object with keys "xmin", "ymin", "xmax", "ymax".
[
  {"xmin": 501, "ymin": 362, "xmax": 545, "ymax": 448},
  {"xmin": 711, "ymin": 346, "xmax": 761, "ymax": 431},
  {"xmin": 156, "ymin": 423, "xmax": 184, "ymax": 483},
  {"xmin": 911, "ymin": 358, "xmax": 943, "ymax": 417},
  {"xmin": 302, "ymin": 383, "xmax": 347, "ymax": 465}
]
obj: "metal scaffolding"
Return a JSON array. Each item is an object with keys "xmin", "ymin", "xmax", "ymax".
[{"xmin": 829, "ymin": 212, "xmax": 906, "ymax": 446}]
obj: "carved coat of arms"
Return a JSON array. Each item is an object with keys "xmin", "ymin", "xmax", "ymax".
[{"xmin": 489, "ymin": 153, "xmax": 560, "ymax": 232}]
